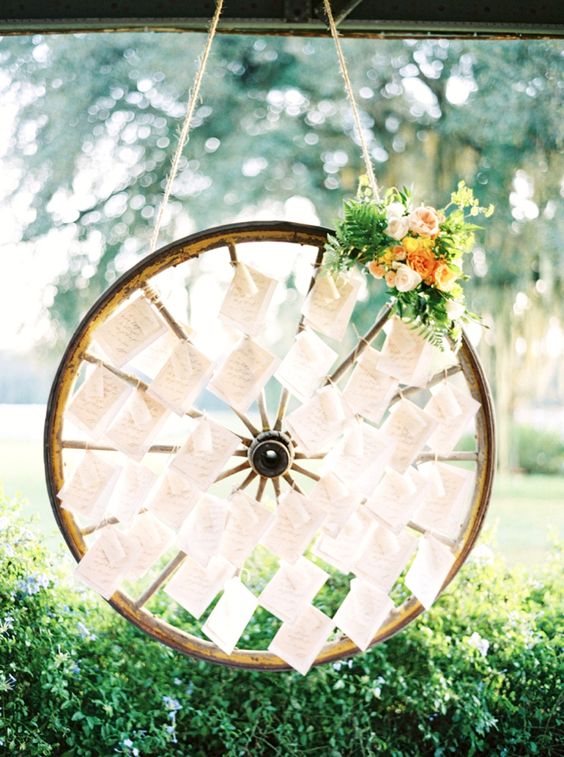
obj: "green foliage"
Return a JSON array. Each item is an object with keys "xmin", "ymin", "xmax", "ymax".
[
  {"xmin": 517, "ymin": 426, "xmax": 564, "ymax": 476},
  {"xmin": 1, "ymin": 492, "xmax": 562, "ymax": 756}
]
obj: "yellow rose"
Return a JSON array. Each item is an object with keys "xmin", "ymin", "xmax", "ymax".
[{"xmin": 434, "ymin": 262, "xmax": 457, "ymax": 291}]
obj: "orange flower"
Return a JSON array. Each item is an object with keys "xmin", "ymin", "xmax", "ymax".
[
  {"xmin": 367, "ymin": 261, "xmax": 385, "ymax": 279},
  {"xmin": 391, "ymin": 245, "xmax": 406, "ymax": 261},
  {"xmin": 406, "ymin": 245, "xmax": 437, "ymax": 282},
  {"xmin": 434, "ymin": 262, "xmax": 457, "ymax": 291},
  {"xmin": 385, "ymin": 270, "xmax": 397, "ymax": 288}
]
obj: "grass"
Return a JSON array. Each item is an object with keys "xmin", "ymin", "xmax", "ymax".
[{"xmin": 0, "ymin": 439, "xmax": 562, "ymax": 564}]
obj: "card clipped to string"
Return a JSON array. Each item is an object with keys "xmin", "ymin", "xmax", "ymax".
[
  {"xmin": 424, "ymin": 382, "xmax": 481, "ymax": 455},
  {"xmin": 353, "ymin": 524, "xmax": 418, "ymax": 594},
  {"xmin": 93, "ymin": 296, "xmax": 167, "ymax": 368},
  {"xmin": 147, "ymin": 467, "xmax": 204, "ymax": 530},
  {"xmin": 202, "ymin": 577, "xmax": 258, "ymax": 655},
  {"xmin": 377, "ymin": 316, "xmax": 440, "ymax": 388},
  {"xmin": 123, "ymin": 512, "xmax": 174, "ymax": 580},
  {"xmin": 313, "ymin": 506, "xmax": 374, "ymax": 573},
  {"xmin": 260, "ymin": 490, "xmax": 325, "ymax": 564},
  {"xmin": 67, "ymin": 364, "xmax": 133, "ymax": 440},
  {"xmin": 285, "ymin": 385, "xmax": 348, "ymax": 455},
  {"xmin": 171, "ymin": 416, "xmax": 240, "ymax": 490},
  {"xmin": 107, "ymin": 461, "xmax": 157, "ymax": 526},
  {"xmin": 411, "ymin": 462, "xmax": 475, "ymax": 542},
  {"xmin": 380, "ymin": 398, "xmax": 437, "ymax": 474},
  {"xmin": 165, "ymin": 555, "xmax": 235, "ymax": 619},
  {"xmin": 105, "ymin": 390, "xmax": 170, "ymax": 462},
  {"xmin": 333, "ymin": 578, "xmax": 394, "ymax": 651},
  {"xmin": 177, "ymin": 493, "xmax": 229, "ymax": 568},
  {"xmin": 405, "ymin": 535, "xmax": 457, "ymax": 609},
  {"xmin": 311, "ymin": 473, "xmax": 359, "ymax": 538},
  {"xmin": 58, "ymin": 451, "xmax": 121, "ymax": 523},
  {"xmin": 74, "ymin": 526, "xmax": 134, "ymax": 599},
  {"xmin": 219, "ymin": 262, "xmax": 278, "ymax": 337},
  {"xmin": 342, "ymin": 346, "xmax": 398, "ymax": 424},
  {"xmin": 365, "ymin": 467, "xmax": 418, "ymax": 533},
  {"xmin": 208, "ymin": 336, "xmax": 279, "ymax": 414},
  {"xmin": 219, "ymin": 490, "xmax": 274, "ymax": 568},
  {"xmin": 269, "ymin": 605, "xmax": 334, "ymax": 675},
  {"xmin": 302, "ymin": 269, "xmax": 362, "ymax": 341},
  {"xmin": 147, "ymin": 340, "xmax": 214, "ymax": 416},
  {"xmin": 259, "ymin": 556, "xmax": 329, "ymax": 624},
  {"xmin": 275, "ymin": 328, "xmax": 337, "ymax": 402}
]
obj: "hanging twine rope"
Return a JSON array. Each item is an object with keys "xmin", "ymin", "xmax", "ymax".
[
  {"xmin": 149, "ymin": 0, "xmax": 224, "ymax": 253},
  {"xmin": 322, "ymin": 0, "xmax": 380, "ymax": 202}
]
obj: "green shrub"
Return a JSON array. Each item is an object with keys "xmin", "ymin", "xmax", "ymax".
[
  {"xmin": 517, "ymin": 426, "xmax": 564, "ymax": 476},
  {"xmin": 0, "ymin": 491, "xmax": 562, "ymax": 756}
]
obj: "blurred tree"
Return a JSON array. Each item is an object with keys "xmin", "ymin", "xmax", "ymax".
[{"xmin": 1, "ymin": 33, "xmax": 562, "ymax": 468}]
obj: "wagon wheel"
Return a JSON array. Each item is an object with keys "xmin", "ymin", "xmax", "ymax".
[{"xmin": 44, "ymin": 220, "xmax": 495, "ymax": 672}]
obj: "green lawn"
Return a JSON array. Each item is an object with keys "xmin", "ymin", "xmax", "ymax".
[{"xmin": 0, "ymin": 439, "xmax": 562, "ymax": 564}]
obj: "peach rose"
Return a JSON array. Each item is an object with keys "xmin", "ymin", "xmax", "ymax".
[
  {"xmin": 409, "ymin": 206, "xmax": 440, "ymax": 237},
  {"xmin": 385, "ymin": 270, "xmax": 397, "ymax": 288},
  {"xmin": 406, "ymin": 245, "xmax": 437, "ymax": 282},
  {"xmin": 367, "ymin": 261, "xmax": 385, "ymax": 279},
  {"xmin": 434, "ymin": 262, "xmax": 457, "ymax": 292},
  {"xmin": 386, "ymin": 215, "xmax": 410, "ymax": 241},
  {"xmin": 394, "ymin": 263, "xmax": 422, "ymax": 292},
  {"xmin": 391, "ymin": 245, "xmax": 406, "ymax": 261}
]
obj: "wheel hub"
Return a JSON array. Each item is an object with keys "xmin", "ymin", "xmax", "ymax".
[{"xmin": 247, "ymin": 430, "xmax": 294, "ymax": 478}]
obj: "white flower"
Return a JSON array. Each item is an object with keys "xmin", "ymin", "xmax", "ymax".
[
  {"xmin": 394, "ymin": 263, "xmax": 422, "ymax": 292},
  {"xmin": 471, "ymin": 544, "xmax": 494, "ymax": 565},
  {"xmin": 446, "ymin": 299, "xmax": 466, "ymax": 320},
  {"xmin": 468, "ymin": 631, "xmax": 490, "ymax": 657},
  {"xmin": 386, "ymin": 201, "xmax": 405, "ymax": 219},
  {"xmin": 385, "ymin": 215, "xmax": 410, "ymax": 240}
]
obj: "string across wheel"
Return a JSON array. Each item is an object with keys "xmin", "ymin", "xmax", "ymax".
[{"xmin": 44, "ymin": 3, "xmax": 496, "ymax": 674}]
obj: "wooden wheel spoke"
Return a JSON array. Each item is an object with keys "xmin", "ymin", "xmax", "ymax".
[
  {"xmin": 258, "ymin": 390, "xmax": 270, "ymax": 430},
  {"xmin": 256, "ymin": 476, "xmax": 267, "ymax": 502},
  {"xmin": 283, "ymin": 472, "xmax": 305, "ymax": 494},
  {"xmin": 290, "ymin": 462, "xmax": 321, "ymax": 481},
  {"xmin": 390, "ymin": 364, "xmax": 463, "ymax": 405},
  {"xmin": 134, "ymin": 552, "xmax": 186, "ymax": 609},
  {"xmin": 81, "ymin": 516, "xmax": 119, "ymax": 536},
  {"xmin": 231, "ymin": 406, "xmax": 260, "ymax": 437},
  {"xmin": 214, "ymin": 461, "xmax": 251, "ymax": 483},
  {"xmin": 416, "ymin": 451, "xmax": 478, "ymax": 463},
  {"xmin": 235, "ymin": 469, "xmax": 258, "ymax": 492},
  {"xmin": 143, "ymin": 284, "xmax": 189, "ymax": 341},
  {"xmin": 272, "ymin": 476, "xmax": 281, "ymax": 502}
]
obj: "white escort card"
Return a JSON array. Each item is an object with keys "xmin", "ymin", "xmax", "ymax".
[
  {"xmin": 405, "ymin": 535, "xmax": 457, "ymax": 609},
  {"xmin": 219, "ymin": 262, "xmax": 278, "ymax": 337},
  {"xmin": 93, "ymin": 296, "xmax": 167, "ymax": 368},
  {"xmin": 58, "ymin": 451, "xmax": 121, "ymax": 523},
  {"xmin": 424, "ymin": 382, "xmax": 481, "ymax": 455},
  {"xmin": 275, "ymin": 328, "xmax": 337, "ymax": 402},
  {"xmin": 333, "ymin": 578, "xmax": 394, "ymax": 651},
  {"xmin": 177, "ymin": 494, "xmax": 230, "ymax": 567},
  {"xmin": 219, "ymin": 491, "xmax": 274, "ymax": 568},
  {"xmin": 311, "ymin": 473, "xmax": 359, "ymax": 538},
  {"xmin": 353, "ymin": 524, "xmax": 418, "ymax": 593},
  {"xmin": 324, "ymin": 423, "xmax": 396, "ymax": 497},
  {"xmin": 411, "ymin": 462, "xmax": 475, "ymax": 542},
  {"xmin": 165, "ymin": 555, "xmax": 235, "ymax": 619},
  {"xmin": 365, "ymin": 467, "xmax": 418, "ymax": 533},
  {"xmin": 313, "ymin": 507, "xmax": 375, "ymax": 573},
  {"xmin": 105, "ymin": 390, "xmax": 169, "ymax": 461},
  {"xmin": 124, "ymin": 512, "xmax": 174, "ymax": 580},
  {"xmin": 342, "ymin": 347, "xmax": 399, "ymax": 424},
  {"xmin": 67, "ymin": 364, "xmax": 133, "ymax": 439},
  {"xmin": 75, "ymin": 526, "xmax": 134, "ymax": 599},
  {"xmin": 107, "ymin": 462, "xmax": 157, "ymax": 525},
  {"xmin": 377, "ymin": 317, "xmax": 439, "ymax": 387},
  {"xmin": 171, "ymin": 417, "xmax": 240, "ymax": 490},
  {"xmin": 302, "ymin": 269, "xmax": 362, "ymax": 341},
  {"xmin": 380, "ymin": 399, "xmax": 437, "ymax": 474},
  {"xmin": 260, "ymin": 490, "xmax": 326, "ymax": 564},
  {"xmin": 285, "ymin": 385, "xmax": 348, "ymax": 455},
  {"xmin": 147, "ymin": 468, "xmax": 203, "ymax": 530},
  {"xmin": 202, "ymin": 577, "xmax": 258, "ymax": 655},
  {"xmin": 269, "ymin": 605, "xmax": 334, "ymax": 675},
  {"xmin": 259, "ymin": 557, "xmax": 329, "ymax": 623},
  {"xmin": 147, "ymin": 340, "xmax": 214, "ymax": 416},
  {"xmin": 208, "ymin": 337, "xmax": 279, "ymax": 414}
]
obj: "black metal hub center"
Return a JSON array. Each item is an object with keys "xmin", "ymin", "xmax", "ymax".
[{"xmin": 248, "ymin": 430, "xmax": 294, "ymax": 478}]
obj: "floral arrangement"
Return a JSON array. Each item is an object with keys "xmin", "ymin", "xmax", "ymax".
[{"xmin": 325, "ymin": 178, "xmax": 494, "ymax": 346}]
